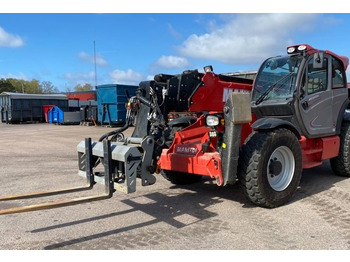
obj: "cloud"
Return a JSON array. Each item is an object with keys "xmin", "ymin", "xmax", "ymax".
[
  {"xmin": 109, "ymin": 69, "xmax": 144, "ymax": 85},
  {"xmin": 77, "ymin": 51, "xmax": 109, "ymax": 67},
  {"xmin": 0, "ymin": 26, "xmax": 24, "ymax": 47},
  {"xmin": 177, "ymin": 14, "xmax": 320, "ymax": 64},
  {"xmin": 155, "ymin": 55, "xmax": 190, "ymax": 69}
]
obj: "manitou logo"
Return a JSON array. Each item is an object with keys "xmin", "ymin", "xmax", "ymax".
[
  {"xmin": 222, "ymin": 88, "xmax": 250, "ymax": 102},
  {"xmin": 175, "ymin": 146, "xmax": 198, "ymax": 155}
]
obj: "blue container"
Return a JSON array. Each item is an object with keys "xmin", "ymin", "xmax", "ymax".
[
  {"xmin": 96, "ymin": 84, "xmax": 138, "ymax": 125},
  {"xmin": 48, "ymin": 106, "xmax": 63, "ymax": 124},
  {"xmin": 48, "ymin": 106, "xmax": 81, "ymax": 124}
]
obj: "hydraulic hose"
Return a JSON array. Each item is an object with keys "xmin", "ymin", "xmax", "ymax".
[
  {"xmin": 98, "ymin": 123, "xmax": 129, "ymax": 142},
  {"xmin": 136, "ymin": 95, "xmax": 154, "ymax": 109},
  {"xmin": 98, "ymin": 93, "xmax": 154, "ymax": 142}
]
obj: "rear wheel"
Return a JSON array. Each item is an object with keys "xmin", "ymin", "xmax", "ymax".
[
  {"xmin": 238, "ymin": 128, "xmax": 302, "ymax": 208},
  {"xmin": 330, "ymin": 121, "xmax": 350, "ymax": 177},
  {"xmin": 161, "ymin": 170, "xmax": 202, "ymax": 185}
]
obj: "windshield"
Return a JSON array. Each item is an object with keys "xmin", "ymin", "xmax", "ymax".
[{"xmin": 252, "ymin": 55, "xmax": 302, "ymax": 103}]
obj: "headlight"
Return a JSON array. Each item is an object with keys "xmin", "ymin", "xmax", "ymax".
[{"xmin": 206, "ymin": 115, "xmax": 220, "ymax": 127}]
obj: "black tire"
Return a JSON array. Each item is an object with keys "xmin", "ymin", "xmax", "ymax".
[
  {"xmin": 161, "ymin": 170, "xmax": 202, "ymax": 185},
  {"xmin": 330, "ymin": 122, "xmax": 350, "ymax": 177},
  {"xmin": 238, "ymin": 128, "xmax": 302, "ymax": 208}
]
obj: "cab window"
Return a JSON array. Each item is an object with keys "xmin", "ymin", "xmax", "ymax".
[
  {"xmin": 303, "ymin": 57, "xmax": 328, "ymax": 95},
  {"xmin": 332, "ymin": 57, "xmax": 346, "ymax": 89}
]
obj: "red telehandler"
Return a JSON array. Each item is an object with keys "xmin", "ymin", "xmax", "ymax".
[{"xmin": 1, "ymin": 44, "xmax": 350, "ymax": 214}]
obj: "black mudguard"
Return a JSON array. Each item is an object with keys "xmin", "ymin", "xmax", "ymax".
[{"xmin": 251, "ymin": 117, "xmax": 301, "ymax": 139}]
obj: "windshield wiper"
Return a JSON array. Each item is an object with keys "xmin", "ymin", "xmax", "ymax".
[{"xmin": 255, "ymin": 72, "xmax": 295, "ymax": 105}]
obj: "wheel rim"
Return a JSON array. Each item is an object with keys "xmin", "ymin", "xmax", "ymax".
[{"xmin": 267, "ymin": 146, "xmax": 295, "ymax": 191}]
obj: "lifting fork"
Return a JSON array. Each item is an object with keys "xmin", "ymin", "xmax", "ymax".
[{"xmin": 0, "ymin": 138, "xmax": 115, "ymax": 215}]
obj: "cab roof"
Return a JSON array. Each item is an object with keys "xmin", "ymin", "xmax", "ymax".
[{"xmin": 287, "ymin": 44, "xmax": 349, "ymax": 70}]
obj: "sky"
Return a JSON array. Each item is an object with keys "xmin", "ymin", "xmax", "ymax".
[{"xmin": 1, "ymin": 2, "xmax": 350, "ymax": 92}]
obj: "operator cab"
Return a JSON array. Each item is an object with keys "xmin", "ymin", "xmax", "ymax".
[{"xmin": 251, "ymin": 44, "xmax": 349, "ymax": 138}]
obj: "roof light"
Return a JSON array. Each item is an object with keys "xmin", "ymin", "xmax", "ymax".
[
  {"xmin": 287, "ymin": 47, "xmax": 295, "ymax": 54},
  {"xmin": 298, "ymin": 45, "xmax": 307, "ymax": 51},
  {"xmin": 287, "ymin": 44, "xmax": 314, "ymax": 55},
  {"xmin": 204, "ymin": 65, "xmax": 213, "ymax": 73}
]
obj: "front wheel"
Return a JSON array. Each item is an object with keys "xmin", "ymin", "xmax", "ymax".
[
  {"xmin": 238, "ymin": 128, "xmax": 302, "ymax": 208},
  {"xmin": 330, "ymin": 121, "xmax": 350, "ymax": 177}
]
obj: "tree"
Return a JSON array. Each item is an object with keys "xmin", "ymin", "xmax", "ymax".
[
  {"xmin": 74, "ymin": 83, "xmax": 93, "ymax": 92},
  {"xmin": 64, "ymin": 86, "xmax": 72, "ymax": 93},
  {"xmin": 0, "ymin": 78, "xmax": 15, "ymax": 93},
  {"xmin": 25, "ymin": 79, "xmax": 42, "ymax": 94},
  {"xmin": 8, "ymin": 79, "xmax": 26, "ymax": 93},
  {"xmin": 0, "ymin": 78, "xmax": 61, "ymax": 94},
  {"xmin": 7, "ymin": 79, "xmax": 42, "ymax": 94},
  {"xmin": 41, "ymin": 81, "xmax": 59, "ymax": 94}
]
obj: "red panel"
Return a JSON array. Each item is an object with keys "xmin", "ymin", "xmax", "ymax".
[
  {"xmin": 321, "ymin": 136, "xmax": 340, "ymax": 160},
  {"xmin": 66, "ymin": 92, "xmax": 96, "ymax": 101},
  {"xmin": 159, "ymin": 115, "xmax": 225, "ymax": 185},
  {"xmin": 300, "ymin": 135, "xmax": 340, "ymax": 169},
  {"xmin": 160, "ymin": 149, "xmax": 223, "ymax": 185},
  {"xmin": 189, "ymin": 72, "xmax": 252, "ymax": 112},
  {"xmin": 42, "ymin": 105, "xmax": 55, "ymax": 123},
  {"xmin": 159, "ymin": 73, "xmax": 254, "ymax": 185}
]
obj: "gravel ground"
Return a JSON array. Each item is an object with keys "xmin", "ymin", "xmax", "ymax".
[{"xmin": 0, "ymin": 122, "xmax": 350, "ymax": 251}]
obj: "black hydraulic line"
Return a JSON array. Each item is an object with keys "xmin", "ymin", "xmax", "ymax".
[
  {"xmin": 98, "ymin": 93, "xmax": 155, "ymax": 142},
  {"xmin": 98, "ymin": 123, "xmax": 129, "ymax": 142},
  {"xmin": 136, "ymin": 95, "xmax": 154, "ymax": 109}
]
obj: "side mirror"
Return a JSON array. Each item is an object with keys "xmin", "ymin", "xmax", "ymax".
[{"xmin": 313, "ymin": 52, "xmax": 324, "ymax": 69}]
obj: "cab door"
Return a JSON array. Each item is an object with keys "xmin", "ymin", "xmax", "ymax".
[{"xmin": 298, "ymin": 55, "xmax": 335, "ymax": 137}]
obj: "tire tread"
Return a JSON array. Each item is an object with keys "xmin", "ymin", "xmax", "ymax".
[{"xmin": 238, "ymin": 128, "xmax": 302, "ymax": 208}]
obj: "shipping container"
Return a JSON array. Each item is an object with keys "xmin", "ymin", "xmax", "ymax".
[
  {"xmin": 0, "ymin": 92, "xmax": 68, "ymax": 123},
  {"xmin": 68, "ymin": 99, "xmax": 97, "ymax": 108},
  {"xmin": 80, "ymin": 105, "xmax": 98, "ymax": 125},
  {"xmin": 65, "ymin": 91, "xmax": 96, "ymax": 101},
  {"xmin": 96, "ymin": 84, "xmax": 138, "ymax": 126},
  {"xmin": 48, "ymin": 106, "xmax": 63, "ymax": 124},
  {"xmin": 48, "ymin": 106, "xmax": 81, "ymax": 124}
]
